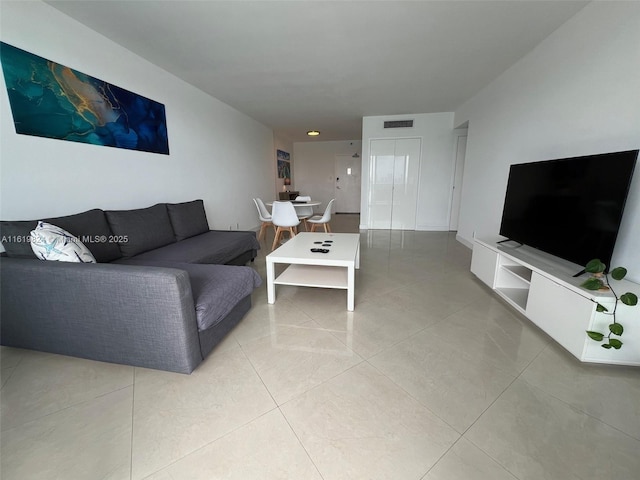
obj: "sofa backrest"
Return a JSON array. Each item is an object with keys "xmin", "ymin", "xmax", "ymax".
[
  {"xmin": 105, "ymin": 203, "xmax": 177, "ymax": 258},
  {"xmin": 166, "ymin": 199, "xmax": 210, "ymax": 241},
  {"xmin": 0, "ymin": 209, "xmax": 122, "ymax": 262},
  {"xmin": 1, "ymin": 200, "xmax": 211, "ymax": 261}
]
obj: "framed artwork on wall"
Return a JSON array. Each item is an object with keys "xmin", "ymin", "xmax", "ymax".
[
  {"xmin": 0, "ymin": 42, "xmax": 170, "ymax": 155},
  {"xmin": 277, "ymin": 149, "xmax": 291, "ymax": 178}
]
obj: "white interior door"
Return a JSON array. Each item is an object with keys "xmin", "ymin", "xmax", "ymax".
[
  {"xmin": 368, "ymin": 139, "xmax": 396, "ymax": 229},
  {"xmin": 334, "ymin": 154, "xmax": 361, "ymax": 213},
  {"xmin": 391, "ymin": 138, "xmax": 420, "ymax": 230},
  {"xmin": 449, "ymin": 134, "xmax": 467, "ymax": 230},
  {"xmin": 368, "ymin": 138, "xmax": 421, "ymax": 230}
]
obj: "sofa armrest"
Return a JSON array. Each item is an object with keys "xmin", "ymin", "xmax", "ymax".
[{"xmin": 0, "ymin": 258, "xmax": 203, "ymax": 373}]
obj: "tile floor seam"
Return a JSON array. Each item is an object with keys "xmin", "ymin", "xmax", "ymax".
[
  {"xmin": 0, "ymin": 350, "xmax": 41, "ymax": 392},
  {"xmin": 517, "ymin": 344, "xmax": 640, "ymax": 442},
  {"xmin": 364, "ymin": 359, "xmax": 462, "ymax": 439},
  {"xmin": 273, "ymin": 358, "xmax": 367, "ymax": 408},
  {"xmin": 315, "ymin": 315, "xmax": 428, "ymax": 362},
  {"xmin": 136, "ymin": 406, "xmax": 283, "ymax": 480},
  {"xmin": 235, "ymin": 332, "xmax": 363, "ymax": 409},
  {"xmin": 458, "ymin": 340, "xmax": 549, "ymax": 437},
  {"xmin": 424, "ymin": 320, "xmax": 549, "ymax": 380},
  {"xmin": 129, "ymin": 347, "xmax": 278, "ymax": 479},
  {"xmin": 0, "ymin": 364, "xmax": 20, "ymax": 392},
  {"xmin": 457, "ymin": 435, "xmax": 524, "ymax": 480},
  {"xmin": 0, "ymin": 382, "xmax": 134, "ymax": 434},
  {"xmin": 417, "ymin": 437, "xmax": 470, "ymax": 480},
  {"xmin": 452, "ymin": 344, "xmax": 560, "ymax": 480},
  {"xmin": 237, "ymin": 342, "xmax": 279, "ymax": 407},
  {"xmin": 517, "ymin": 374, "xmax": 640, "ymax": 444},
  {"xmin": 393, "ymin": 323, "xmax": 522, "ymax": 381},
  {"xmin": 277, "ymin": 405, "xmax": 327, "ymax": 480}
]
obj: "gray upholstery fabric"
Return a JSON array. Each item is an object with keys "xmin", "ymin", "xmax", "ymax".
[
  {"xmin": 0, "ymin": 209, "xmax": 121, "ymax": 262},
  {"xmin": 0, "ymin": 221, "xmax": 35, "ymax": 258},
  {"xmin": 105, "ymin": 203, "xmax": 176, "ymax": 257},
  {"xmin": 198, "ymin": 295, "xmax": 251, "ymax": 357},
  {"xmin": 0, "ymin": 202, "xmax": 262, "ymax": 374},
  {"xmin": 190, "ymin": 265, "xmax": 260, "ymax": 330},
  {"xmin": 166, "ymin": 200, "xmax": 209, "ymax": 241},
  {"xmin": 119, "ymin": 260, "xmax": 261, "ymax": 331},
  {"xmin": 114, "ymin": 230, "xmax": 259, "ymax": 265},
  {"xmin": 0, "ymin": 258, "xmax": 203, "ymax": 373}
]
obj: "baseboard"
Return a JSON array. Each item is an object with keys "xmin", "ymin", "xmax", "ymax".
[
  {"xmin": 415, "ymin": 224, "xmax": 449, "ymax": 232},
  {"xmin": 456, "ymin": 233, "xmax": 473, "ymax": 249}
]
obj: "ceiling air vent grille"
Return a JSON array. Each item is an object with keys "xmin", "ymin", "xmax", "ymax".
[{"xmin": 383, "ymin": 120, "xmax": 414, "ymax": 128}]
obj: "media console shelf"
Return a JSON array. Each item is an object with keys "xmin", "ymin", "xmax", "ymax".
[{"xmin": 470, "ymin": 237, "xmax": 639, "ymax": 366}]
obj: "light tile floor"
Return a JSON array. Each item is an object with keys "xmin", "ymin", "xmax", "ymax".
[{"xmin": 1, "ymin": 215, "xmax": 639, "ymax": 479}]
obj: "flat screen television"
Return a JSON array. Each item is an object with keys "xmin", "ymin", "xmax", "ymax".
[{"xmin": 499, "ymin": 149, "xmax": 638, "ymax": 270}]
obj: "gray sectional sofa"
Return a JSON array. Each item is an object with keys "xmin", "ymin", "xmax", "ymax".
[{"xmin": 0, "ymin": 200, "xmax": 261, "ymax": 373}]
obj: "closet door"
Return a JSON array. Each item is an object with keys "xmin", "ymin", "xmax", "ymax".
[
  {"xmin": 368, "ymin": 139, "xmax": 396, "ymax": 229},
  {"xmin": 391, "ymin": 138, "xmax": 420, "ymax": 229},
  {"xmin": 368, "ymin": 138, "xmax": 421, "ymax": 230}
]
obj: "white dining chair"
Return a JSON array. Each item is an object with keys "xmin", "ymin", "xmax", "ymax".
[
  {"xmin": 307, "ymin": 199, "xmax": 335, "ymax": 233},
  {"xmin": 271, "ymin": 201, "xmax": 300, "ymax": 251},
  {"xmin": 294, "ymin": 195, "xmax": 313, "ymax": 231},
  {"xmin": 253, "ymin": 198, "xmax": 275, "ymax": 242}
]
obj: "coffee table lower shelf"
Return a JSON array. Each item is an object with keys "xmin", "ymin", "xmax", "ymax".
[{"xmin": 274, "ymin": 264, "xmax": 348, "ymax": 289}]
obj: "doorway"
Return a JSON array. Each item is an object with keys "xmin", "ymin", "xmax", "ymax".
[
  {"xmin": 449, "ymin": 132, "xmax": 467, "ymax": 231},
  {"xmin": 334, "ymin": 154, "xmax": 361, "ymax": 213}
]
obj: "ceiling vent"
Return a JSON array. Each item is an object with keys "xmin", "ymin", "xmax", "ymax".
[{"xmin": 384, "ymin": 120, "xmax": 414, "ymax": 129}]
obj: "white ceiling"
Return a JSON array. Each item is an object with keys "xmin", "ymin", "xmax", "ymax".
[{"xmin": 46, "ymin": 0, "xmax": 588, "ymax": 143}]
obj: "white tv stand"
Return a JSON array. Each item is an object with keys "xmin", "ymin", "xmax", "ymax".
[{"xmin": 470, "ymin": 237, "xmax": 639, "ymax": 366}]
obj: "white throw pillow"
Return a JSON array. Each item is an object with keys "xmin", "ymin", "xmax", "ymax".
[{"xmin": 30, "ymin": 221, "xmax": 96, "ymax": 263}]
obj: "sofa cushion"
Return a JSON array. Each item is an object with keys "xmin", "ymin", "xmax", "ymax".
[
  {"xmin": 1, "ymin": 209, "xmax": 121, "ymax": 262},
  {"xmin": 188, "ymin": 264, "xmax": 261, "ymax": 331},
  {"xmin": 115, "ymin": 259, "xmax": 262, "ymax": 331},
  {"xmin": 30, "ymin": 222, "xmax": 96, "ymax": 263},
  {"xmin": 167, "ymin": 200, "xmax": 210, "ymax": 241},
  {"xmin": 1, "ymin": 221, "xmax": 36, "ymax": 258},
  {"xmin": 112, "ymin": 230, "xmax": 259, "ymax": 265},
  {"xmin": 105, "ymin": 204, "xmax": 176, "ymax": 258}
]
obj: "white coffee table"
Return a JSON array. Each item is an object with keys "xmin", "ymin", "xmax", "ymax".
[{"xmin": 266, "ymin": 232, "xmax": 360, "ymax": 311}]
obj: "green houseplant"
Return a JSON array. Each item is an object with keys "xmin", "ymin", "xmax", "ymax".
[{"xmin": 582, "ymin": 259, "xmax": 638, "ymax": 350}]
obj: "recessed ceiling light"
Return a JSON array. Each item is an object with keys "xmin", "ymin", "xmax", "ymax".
[{"xmin": 307, "ymin": 130, "xmax": 320, "ymax": 136}]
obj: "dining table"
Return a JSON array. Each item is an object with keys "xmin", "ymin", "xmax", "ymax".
[
  {"xmin": 265, "ymin": 200, "xmax": 321, "ymax": 232},
  {"xmin": 265, "ymin": 200, "xmax": 321, "ymax": 209}
]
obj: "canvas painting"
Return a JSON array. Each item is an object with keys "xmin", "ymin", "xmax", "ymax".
[
  {"xmin": 0, "ymin": 42, "xmax": 170, "ymax": 155},
  {"xmin": 277, "ymin": 149, "xmax": 290, "ymax": 178}
]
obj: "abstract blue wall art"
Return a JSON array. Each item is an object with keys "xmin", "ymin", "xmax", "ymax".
[{"xmin": 0, "ymin": 42, "xmax": 170, "ymax": 155}]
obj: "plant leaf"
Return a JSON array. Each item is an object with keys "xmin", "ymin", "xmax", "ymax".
[
  {"xmin": 586, "ymin": 331, "xmax": 604, "ymax": 341},
  {"xmin": 601, "ymin": 343, "xmax": 613, "ymax": 349},
  {"xmin": 609, "ymin": 339, "xmax": 623, "ymax": 349},
  {"xmin": 585, "ymin": 259, "xmax": 606, "ymax": 274},
  {"xmin": 609, "ymin": 323, "xmax": 623, "ymax": 336},
  {"xmin": 581, "ymin": 278, "xmax": 604, "ymax": 291},
  {"xmin": 610, "ymin": 267, "xmax": 627, "ymax": 281},
  {"xmin": 595, "ymin": 303, "xmax": 608, "ymax": 313},
  {"xmin": 620, "ymin": 293, "xmax": 638, "ymax": 306}
]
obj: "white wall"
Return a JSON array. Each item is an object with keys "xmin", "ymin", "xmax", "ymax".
[
  {"xmin": 454, "ymin": 2, "xmax": 640, "ymax": 281},
  {"xmin": 361, "ymin": 113, "xmax": 455, "ymax": 230},
  {"xmin": 0, "ymin": 1, "xmax": 274, "ymax": 235},
  {"xmin": 293, "ymin": 140, "xmax": 362, "ymax": 214}
]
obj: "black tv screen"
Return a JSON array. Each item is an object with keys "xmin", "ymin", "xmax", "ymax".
[{"xmin": 499, "ymin": 149, "xmax": 638, "ymax": 269}]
